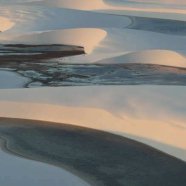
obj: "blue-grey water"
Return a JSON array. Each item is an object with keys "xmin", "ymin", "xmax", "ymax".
[{"xmin": 14, "ymin": 63, "xmax": 186, "ymax": 87}]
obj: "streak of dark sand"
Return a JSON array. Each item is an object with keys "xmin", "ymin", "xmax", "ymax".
[
  {"xmin": 0, "ymin": 118, "xmax": 185, "ymax": 186},
  {"xmin": 0, "ymin": 44, "xmax": 85, "ymax": 62}
]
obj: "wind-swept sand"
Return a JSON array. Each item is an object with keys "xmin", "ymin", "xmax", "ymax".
[
  {"xmin": 17, "ymin": 0, "xmax": 186, "ymax": 22},
  {"xmin": 4, "ymin": 29, "xmax": 107, "ymax": 54},
  {"xmin": 97, "ymin": 50, "xmax": 186, "ymax": 68},
  {"xmin": 1, "ymin": 1, "xmax": 186, "ymax": 67},
  {"xmin": 0, "ymin": 117, "xmax": 185, "ymax": 186},
  {"xmin": 26, "ymin": 0, "xmax": 186, "ymax": 19},
  {"xmin": 0, "ymin": 86, "xmax": 185, "ymax": 161}
]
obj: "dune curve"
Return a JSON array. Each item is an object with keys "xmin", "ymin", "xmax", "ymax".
[
  {"xmin": 0, "ymin": 86, "xmax": 185, "ymax": 161},
  {"xmin": 3, "ymin": 29, "xmax": 107, "ymax": 54},
  {"xmin": 96, "ymin": 50, "xmax": 186, "ymax": 67}
]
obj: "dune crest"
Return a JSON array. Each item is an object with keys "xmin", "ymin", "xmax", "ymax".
[
  {"xmin": 3, "ymin": 29, "xmax": 107, "ymax": 54},
  {"xmin": 0, "ymin": 85, "xmax": 186, "ymax": 161},
  {"xmin": 97, "ymin": 50, "xmax": 186, "ymax": 68}
]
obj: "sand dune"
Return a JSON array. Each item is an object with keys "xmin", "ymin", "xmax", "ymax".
[
  {"xmin": 0, "ymin": 6, "xmax": 130, "ymax": 34},
  {"xmin": 24, "ymin": 0, "xmax": 186, "ymax": 20},
  {"xmin": 0, "ymin": 86, "xmax": 185, "ymax": 161},
  {"xmin": 2, "ymin": 29, "xmax": 107, "ymax": 54},
  {"xmin": 62, "ymin": 28, "xmax": 186, "ymax": 66},
  {"xmin": 27, "ymin": 0, "xmax": 186, "ymax": 13},
  {"xmin": 1, "ymin": 1, "xmax": 186, "ymax": 67},
  {"xmin": 97, "ymin": 50, "xmax": 186, "ymax": 67}
]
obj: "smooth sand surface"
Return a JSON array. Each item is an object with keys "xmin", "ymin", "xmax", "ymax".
[
  {"xmin": 0, "ymin": 117, "xmax": 185, "ymax": 186},
  {"xmin": 5, "ymin": 29, "xmax": 106, "ymax": 54},
  {"xmin": 1, "ymin": 1, "xmax": 186, "ymax": 67},
  {"xmin": 0, "ymin": 86, "xmax": 185, "ymax": 161},
  {"xmin": 96, "ymin": 50, "xmax": 186, "ymax": 67}
]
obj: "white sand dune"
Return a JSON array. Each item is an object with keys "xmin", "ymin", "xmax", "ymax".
[
  {"xmin": 0, "ymin": 86, "xmax": 185, "ymax": 161},
  {"xmin": 0, "ymin": 5, "xmax": 129, "ymax": 55},
  {"xmin": 97, "ymin": 50, "xmax": 186, "ymax": 67},
  {"xmin": 0, "ymin": 1, "xmax": 186, "ymax": 67},
  {"xmin": 1, "ymin": 0, "xmax": 186, "ymax": 21},
  {"xmin": 61, "ymin": 28, "xmax": 186, "ymax": 67},
  {"xmin": 2, "ymin": 29, "xmax": 107, "ymax": 54},
  {"xmin": 0, "ymin": 6, "xmax": 130, "ymax": 34}
]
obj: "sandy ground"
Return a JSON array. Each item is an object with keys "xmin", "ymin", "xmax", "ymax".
[
  {"xmin": 0, "ymin": 70, "xmax": 29, "ymax": 88},
  {"xmin": 0, "ymin": 117, "xmax": 185, "ymax": 186},
  {"xmin": 0, "ymin": 86, "xmax": 185, "ymax": 161}
]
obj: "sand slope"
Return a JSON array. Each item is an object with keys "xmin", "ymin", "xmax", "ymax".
[
  {"xmin": 97, "ymin": 50, "xmax": 186, "ymax": 67},
  {"xmin": 0, "ymin": 86, "xmax": 185, "ymax": 161}
]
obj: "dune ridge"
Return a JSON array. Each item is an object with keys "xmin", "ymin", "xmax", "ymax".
[
  {"xmin": 0, "ymin": 86, "xmax": 185, "ymax": 161},
  {"xmin": 2, "ymin": 29, "xmax": 107, "ymax": 54},
  {"xmin": 97, "ymin": 50, "xmax": 186, "ymax": 67},
  {"xmin": 1, "ymin": 1, "xmax": 186, "ymax": 68}
]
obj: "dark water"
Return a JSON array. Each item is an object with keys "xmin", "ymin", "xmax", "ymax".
[
  {"xmin": 0, "ymin": 118, "xmax": 186, "ymax": 186},
  {"xmin": 127, "ymin": 16, "xmax": 186, "ymax": 35},
  {"xmin": 10, "ymin": 63, "xmax": 186, "ymax": 87}
]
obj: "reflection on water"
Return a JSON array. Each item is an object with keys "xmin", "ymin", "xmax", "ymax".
[
  {"xmin": 0, "ymin": 63, "xmax": 186, "ymax": 88},
  {"xmin": 0, "ymin": 142, "xmax": 89, "ymax": 186}
]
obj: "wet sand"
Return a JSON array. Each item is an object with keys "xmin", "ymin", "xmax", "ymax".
[{"xmin": 0, "ymin": 117, "xmax": 185, "ymax": 186}]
